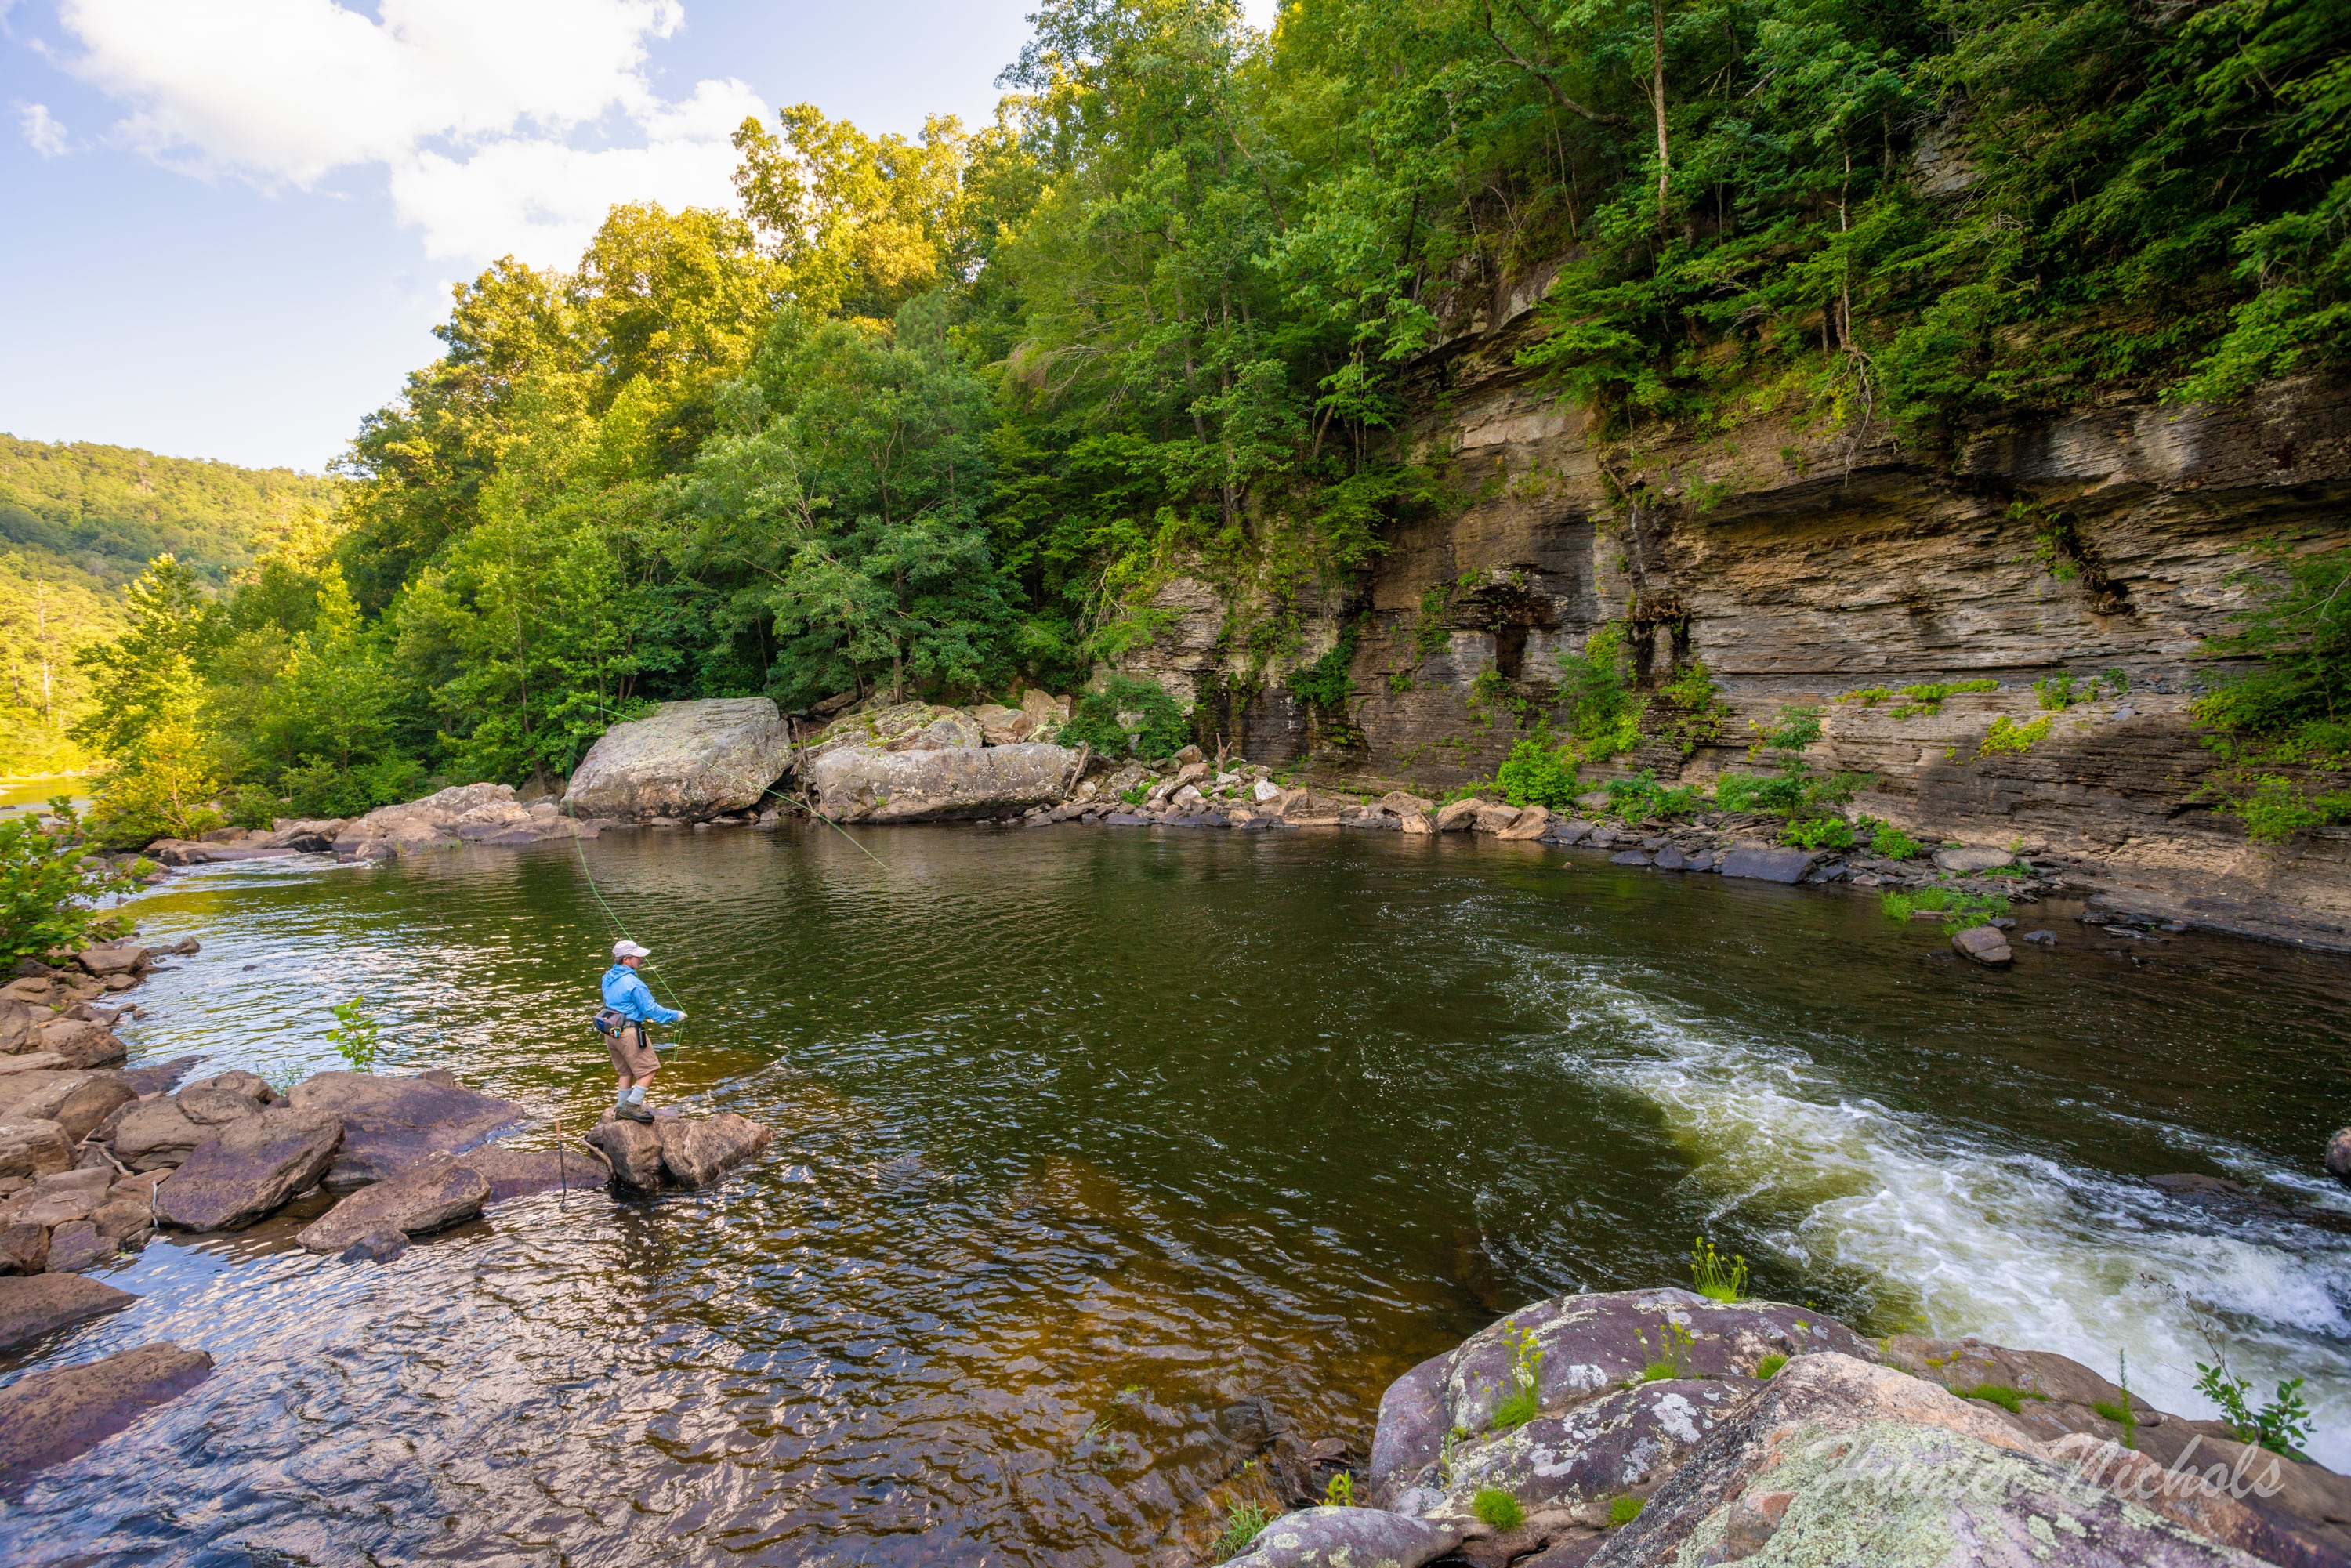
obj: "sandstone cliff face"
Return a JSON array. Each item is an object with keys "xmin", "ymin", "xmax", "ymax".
[{"xmin": 1137, "ymin": 293, "xmax": 2351, "ymax": 946}]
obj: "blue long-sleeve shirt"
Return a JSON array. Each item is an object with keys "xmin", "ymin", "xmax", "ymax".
[{"xmin": 601, "ymin": 964, "xmax": 682, "ymax": 1025}]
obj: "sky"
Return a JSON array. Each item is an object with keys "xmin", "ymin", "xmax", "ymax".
[{"xmin": 0, "ymin": 1, "xmax": 1276, "ymax": 475}]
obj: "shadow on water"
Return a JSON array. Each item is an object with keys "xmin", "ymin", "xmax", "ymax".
[{"xmin": 5, "ymin": 822, "xmax": 2350, "ymax": 1563}]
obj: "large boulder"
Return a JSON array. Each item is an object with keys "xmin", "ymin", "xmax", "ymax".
[
  {"xmin": 1226, "ymin": 1506, "xmax": 1463, "ymax": 1568},
  {"xmin": 654, "ymin": 1112, "xmax": 773, "ymax": 1188},
  {"xmin": 1369, "ymin": 1289, "xmax": 1873, "ymax": 1501},
  {"xmin": 1393, "ymin": 1378, "xmax": 1750, "ymax": 1522},
  {"xmin": 154, "ymin": 1107, "xmax": 342, "ymax": 1231},
  {"xmin": 110, "ymin": 1070, "xmax": 277, "ymax": 1170},
  {"xmin": 809, "ymin": 741, "xmax": 1081, "ymax": 823},
  {"xmin": 0, "ymin": 998, "xmax": 34, "ymax": 1053},
  {"xmin": 296, "ymin": 1158, "xmax": 491, "ymax": 1254},
  {"xmin": 0, "ymin": 1272, "xmax": 135, "ymax": 1353},
  {"xmin": 287, "ymin": 1071, "xmax": 527, "ymax": 1188},
  {"xmin": 584, "ymin": 1113, "xmax": 665, "ymax": 1190},
  {"xmin": 562, "ymin": 697, "xmax": 792, "ymax": 821},
  {"xmin": 1587, "ymin": 1353, "xmax": 2274, "ymax": 1567},
  {"xmin": 0, "ymin": 1342, "xmax": 213, "ymax": 1490}
]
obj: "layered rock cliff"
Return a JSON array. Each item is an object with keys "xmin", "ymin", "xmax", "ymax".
[{"xmin": 1124, "ymin": 285, "xmax": 2351, "ymax": 947}]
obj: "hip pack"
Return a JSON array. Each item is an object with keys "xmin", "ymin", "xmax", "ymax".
[{"xmin": 592, "ymin": 1007, "xmax": 629, "ymax": 1037}]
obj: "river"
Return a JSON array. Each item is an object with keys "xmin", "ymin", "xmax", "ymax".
[{"xmin": 5, "ymin": 824, "xmax": 2350, "ymax": 1563}]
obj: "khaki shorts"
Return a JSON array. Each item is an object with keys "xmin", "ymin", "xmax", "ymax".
[{"xmin": 607, "ymin": 1023, "xmax": 658, "ymax": 1077}]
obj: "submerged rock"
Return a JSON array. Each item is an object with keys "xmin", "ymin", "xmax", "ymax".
[
  {"xmin": 562, "ymin": 697, "xmax": 793, "ymax": 821},
  {"xmin": 288, "ymin": 1071, "xmax": 527, "ymax": 1188},
  {"xmin": 448, "ymin": 1144, "xmax": 612, "ymax": 1204},
  {"xmin": 809, "ymin": 742, "xmax": 1082, "ymax": 823},
  {"xmin": 155, "ymin": 1107, "xmax": 342, "ymax": 1231},
  {"xmin": 1952, "ymin": 925, "xmax": 2016, "ymax": 967},
  {"xmin": 0, "ymin": 1342, "xmax": 213, "ymax": 1490},
  {"xmin": 296, "ymin": 1158, "xmax": 491, "ymax": 1254}
]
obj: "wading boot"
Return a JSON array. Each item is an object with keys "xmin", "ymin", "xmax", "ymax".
[{"xmin": 619, "ymin": 1101, "xmax": 655, "ymax": 1124}]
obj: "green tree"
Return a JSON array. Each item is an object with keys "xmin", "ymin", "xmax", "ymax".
[{"xmin": 69, "ymin": 554, "xmax": 216, "ymax": 761}]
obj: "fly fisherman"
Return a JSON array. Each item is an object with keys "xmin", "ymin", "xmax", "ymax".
[{"xmin": 601, "ymin": 940, "xmax": 683, "ymax": 1123}]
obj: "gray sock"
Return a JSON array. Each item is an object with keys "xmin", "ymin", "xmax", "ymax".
[{"xmin": 625, "ymin": 1085, "xmax": 646, "ymax": 1106}]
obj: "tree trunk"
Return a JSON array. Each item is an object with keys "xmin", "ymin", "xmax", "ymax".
[{"xmin": 1650, "ymin": 0, "xmax": 1670, "ymax": 230}]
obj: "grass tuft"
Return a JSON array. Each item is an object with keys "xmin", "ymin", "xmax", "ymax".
[
  {"xmin": 1472, "ymin": 1487, "xmax": 1525, "ymax": 1530},
  {"xmin": 1754, "ymin": 1352, "xmax": 1788, "ymax": 1380}
]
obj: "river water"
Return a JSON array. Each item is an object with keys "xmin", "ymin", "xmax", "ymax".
[{"xmin": 6, "ymin": 824, "xmax": 2351, "ymax": 1563}]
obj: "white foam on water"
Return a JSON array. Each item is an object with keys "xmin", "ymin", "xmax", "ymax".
[{"xmin": 1530, "ymin": 958, "xmax": 2351, "ymax": 1468}]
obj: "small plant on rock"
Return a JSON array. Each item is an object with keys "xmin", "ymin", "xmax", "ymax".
[
  {"xmin": 1472, "ymin": 1487, "xmax": 1525, "ymax": 1530},
  {"xmin": 1324, "ymin": 1471, "xmax": 1355, "ymax": 1507},
  {"xmin": 1780, "ymin": 817, "xmax": 1856, "ymax": 851},
  {"xmin": 1754, "ymin": 1353, "xmax": 1788, "ymax": 1380},
  {"xmin": 1867, "ymin": 824, "xmax": 1923, "ymax": 860},
  {"xmin": 1690, "ymin": 1237, "xmax": 1749, "ymax": 1302},
  {"xmin": 1951, "ymin": 1382, "xmax": 2047, "ymax": 1415},
  {"xmin": 328, "ymin": 995, "xmax": 385, "ymax": 1072},
  {"xmin": 1213, "ymin": 1500, "xmax": 1273, "ymax": 1561},
  {"xmin": 1490, "ymin": 1326, "xmax": 1545, "ymax": 1430},
  {"xmin": 2196, "ymin": 1360, "xmax": 2314, "ymax": 1457},
  {"xmin": 1608, "ymin": 1494, "xmax": 1646, "ymax": 1526},
  {"xmin": 1636, "ymin": 1320, "xmax": 1696, "ymax": 1382}
]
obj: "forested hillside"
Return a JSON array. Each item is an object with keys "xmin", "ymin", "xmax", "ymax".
[
  {"xmin": 64, "ymin": 0, "xmax": 2349, "ymax": 847},
  {"xmin": 0, "ymin": 436, "xmax": 338, "ymax": 776}
]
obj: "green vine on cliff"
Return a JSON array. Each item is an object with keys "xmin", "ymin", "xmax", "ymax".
[{"xmin": 2194, "ymin": 537, "xmax": 2351, "ymax": 842}]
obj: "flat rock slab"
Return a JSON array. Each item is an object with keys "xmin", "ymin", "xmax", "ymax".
[
  {"xmin": 1716, "ymin": 847, "xmax": 1820, "ymax": 884},
  {"xmin": 156, "ymin": 1108, "xmax": 342, "ymax": 1231},
  {"xmin": 0, "ymin": 1342, "xmax": 212, "ymax": 1491},
  {"xmin": 0, "ymin": 1272, "xmax": 136, "ymax": 1353},
  {"xmin": 563, "ymin": 697, "xmax": 792, "ymax": 820},
  {"xmin": 1952, "ymin": 925, "xmax": 2016, "ymax": 967},
  {"xmin": 35, "ymin": 1019, "xmax": 126, "ymax": 1070},
  {"xmin": 288, "ymin": 1071, "xmax": 527, "ymax": 1187},
  {"xmin": 1229, "ymin": 1505, "xmax": 1462, "ymax": 1567},
  {"xmin": 1371, "ymin": 1289, "xmax": 1875, "ymax": 1499},
  {"xmin": 297, "ymin": 1159, "xmax": 491, "ymax": 1254},
  {"xmin": 656, "ymin": 1113, "xmax": 774, "ymax": 1188},
  {"xmin": 450, "ymin": 1145, "xmax": 614, "ymax": 1204}
]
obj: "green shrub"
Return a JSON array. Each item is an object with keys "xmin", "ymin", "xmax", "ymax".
[
  {"xmin": 1472, "ymin": 1487, "xmax": 1525, "ymax": 1530},
  {"xmin": 1880, "ymin": 892, "xmax": 1916, "ymax": 922},
  {"xmin": 1556, "ymin": 624, "xmax": 1644, "ymax": 761},
  {"xmin": 1607, "ymin": 770, "xmax": 1705, "ymax": 821},
  {"xmin": 1780, "ymin": 817, "xmax": 1856, "ymax": 851},
  {"xmin": 327, "ymin": 996, "xmax": 385, "ymax": 1072},
  {"xmin": 1889, "ymin": 679, "xmax": 2000, "ymax": 719},
  {"xmin": 1287, "ymin": 625, "xmax": 1360, "ymax": 710},
  {"xmin": 1868, "ymin": 825, "xmax": 1923, "ymax": 860},
  {"xmin": 1750, "ymin": 702, "xmax": 1823, "ymax": 755},
  {"xmin": 1754, "ymin": 1353, "xmax": 1788, "ymax": 1380},
  {"xmin": 223, "ymin": 784, "xmax": 282, "ymax": 829},
  {"xmin": 0, "ymin": 804, "xmax": 145, "ymax": 965},
  {"xmin": 2196, "ymin": 1361, "xmax": 2314, "ymax": 1457},
  {"xmin": 1062, "ymin": 675, "xmax": 1191, "ymax": 760},
  {"xmin": 1495, "ymin": 733, "xmax": 1581, "ymax": 809},
  {"xmin": 1713, "ymin": 759, "xmax": 1871, "ymax": 820},
  {"xmin": 1608, "ymin": 1495, "xmax": 1646, "ymax": 1526},
  {"xmin": 280, "ymin": 755, "xmax": 429, "ymax": 820}
]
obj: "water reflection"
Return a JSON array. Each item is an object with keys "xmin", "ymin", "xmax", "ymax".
[{"xmin": 4, "ymin": 824, "xmax": 2349, "ymax": 1562}]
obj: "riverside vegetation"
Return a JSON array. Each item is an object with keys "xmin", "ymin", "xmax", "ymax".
[{"xmin": 9, "ymin": 0, "xmax": 2342, "ymax": 856}]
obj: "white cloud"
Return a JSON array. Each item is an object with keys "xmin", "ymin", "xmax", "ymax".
[
  {"xmin": 17, "ymin": 101, "xmax": 69, "ymax": 155},
  {"xmin": 52, "ymin": 0, "xmax": 763, "ymax": 267}
]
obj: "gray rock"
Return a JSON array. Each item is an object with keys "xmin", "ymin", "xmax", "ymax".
[
  {"xmin": 1229, "ymin": 1505, "xmax": 1464, "ymax": 1567},
  {"xmin": 0, "ymin": 1221, "xmax": 46, "ymax": 1274},
  {"xmin": 886, "ymin": 708, "xmax": 984, "ymax": 751},
  {"xmin": 1416, "ymin": 1378, "xmax": 1747, "ymax": 1520},
  {"xmin": 155, "ymin": 1107, "xmax": 343, "ymax": 1231},
  {"xmin": 1545, "ymin": 819, "xmax": 1596, "ymax": 846},
  {"xmin": 2329, "ymin": 1128, "xmax": 2351, "ymax": 1182},
  {"xmin": 176, "ymin": 1070, "xmax": 274, "ymax": 1124},
  {"xmin": 1609, "ymin": 850, "xmax": 1653, "ymax": 866},
  {"xmin": 0, "ymin": 1272, "xmax": 135, "ymax": 1352},
  {"xmin": 110, "ymin": 1098, "xmax": 210, "ymax": 1171},
  {"xmin": 1653, "ymin": 845, "xmax": 1689, "ymax": 871},
  {"xmin": 1369, "ymin": 1290, "xmax": 1873, "ymax": 1502},
  {"xmin": 809, "ymin": 741, "xmax": 1081, "ymax": 823},
  {"xmin": 1933, "ymin": 845, "xmax": 2016, "ymax": 874},
  {"xmin": 0, "ymin": 1342, "xmax": 213, "ymax": 1490},
  {"xmin": 562, "ymin": 697, "xmax": 793, "ymax": 820},
  {"xmin": 2023, "ymin": 929, "xmax": 2059, "ymax": 947},
  {"xmin": 1716, "ymin": 848, "xmax": 1819, "ymax": 884},
  {"xmin": 1951, "ymin": 925, "xmax": 2016, "ymax": 967},
  {"xmin": 287, "ymin": 1071, "xmax": 527, "ymax": 1188},
  {"xmin": 296, "ymin": 1159, "xmax": 491, "ymax": 1254},
  {"xmin": 1586, "ymin": 1353, "xmax": 2273, "ymax": 1567},
  {"xmin": 654, "ymin": 1113, "xmax": 775, "ymax": 1188}
]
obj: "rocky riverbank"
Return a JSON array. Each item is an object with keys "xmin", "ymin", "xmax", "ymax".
[
  {"xmin": 0, "ymin": 940, "xmax": 775, "ymax": 1490},
  {"xmin": 1186, "ymin": 1288, "xmax": 2351, "ymax": 1568}
]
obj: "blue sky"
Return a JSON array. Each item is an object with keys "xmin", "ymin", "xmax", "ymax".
[{"xmin": 0, "ymin": 2, "xmax": 1270, "ymax": 474}]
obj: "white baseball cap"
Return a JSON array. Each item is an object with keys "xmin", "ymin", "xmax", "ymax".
[{"xmin": 612, "ymin": 940, "xmax": 651, "ymax": 961}]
